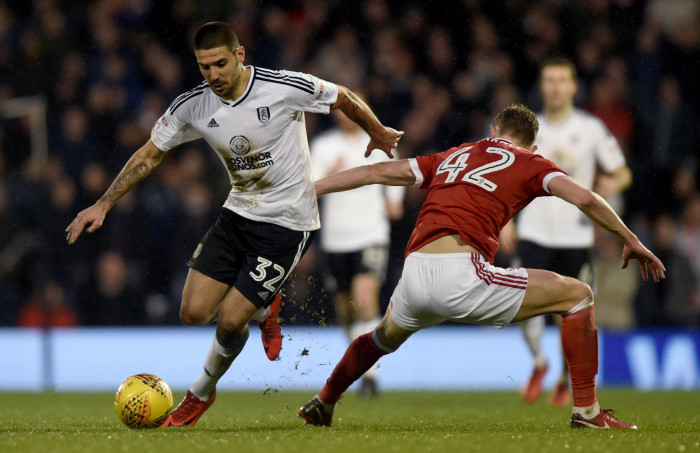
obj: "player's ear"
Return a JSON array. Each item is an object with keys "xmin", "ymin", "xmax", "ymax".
[
  {"xmin": 237, "ymin": 46, "xmax": 245, "ymax": 63},
  {"xmin": 489, "ymin": 124, "xmax": 497, "ymax": 138}
]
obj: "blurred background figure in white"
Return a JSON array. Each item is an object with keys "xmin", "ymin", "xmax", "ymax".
[{"xmin": 311, "ymin": 103, "xmax": 404, "ymax": 397}]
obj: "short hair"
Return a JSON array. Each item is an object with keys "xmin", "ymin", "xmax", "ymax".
[
  {"xmin": 194, "ymin": 22, "xmax": 239, "ymax": 52},
  {"xmin": 493, "ymin": 104, "xmax": 539, "ymax": 148},
  {"xmin": 540, "ymin": 57, "xmax": 577, "ymax": 80}
]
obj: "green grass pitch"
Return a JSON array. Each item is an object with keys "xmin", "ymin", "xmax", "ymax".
[{"xmin": 2, "ymin": 390, "xmax": 698, "ymax": 453}]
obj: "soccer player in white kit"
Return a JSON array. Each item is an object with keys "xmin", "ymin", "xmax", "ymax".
[
  {"xmin": 513, "ymin": 58, "xmax": 632, "ymax": 405},
  {"xmin": 65, "ymin": 22, "xmax": 402, "ymax": 427},
  {"xmin": 311, "ymin": 107, "xmax": 405, "ymax": 396},
  {"xmin": 298, "ymin": 104, "xmax": 664, "ymax": 430}
]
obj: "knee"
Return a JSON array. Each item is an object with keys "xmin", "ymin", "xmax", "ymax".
[
  {"xmin": 563, "ymin": 281, "xmax": 594, "ymax": 314},
  {"xmin": 214, "ymin": 311, "xmax": 248, "ymax": 336},
  {"xmin": 179, "ymin": 305, "xmax": 212, "ymax": 326},
  {"xmin": 578, "ymin": 282, "xmax": 593, "ymax": 301}
]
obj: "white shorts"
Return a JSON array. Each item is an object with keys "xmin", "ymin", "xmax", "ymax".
[{"xmin": 388, "ymin": 252, "xmax": 528, "ymax": 330}]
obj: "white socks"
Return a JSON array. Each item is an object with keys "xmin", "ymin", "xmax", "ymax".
[
  {"xmin": 349, "ymin": 317, "xmax": 381, "ymax": 379},
  {"xmin": 573, "ymin": 402, "xmax": 601, "ymax": 419},
  {"xmin": 190, "ymin": 330, "xmax": 249, "ymax": 400},
  {"xmin": 521, "ymin": 316, "xmax": 547, "ymax": 368}
]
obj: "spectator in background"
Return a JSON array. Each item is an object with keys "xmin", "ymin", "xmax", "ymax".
[
  {"xmin": 79, "ymin": 249, "xmax": 142, "ymax": 326},
  {"xmin": 54, "ymin": 51, "xmax": 88, "ymax": 109},
  {"xmin": 53, "ymin": 106, "xmax": 94, "ymax": 181},
  {"xmin": 631, "ymin": 76, "xmax": 698, "ymax": 218},
  {"xmin": 0, "ymin": 180, "xmax": 22, "ymax": 325},
  {"xmin": 17, "ymin": 279, "xmax": 77, "ymax": 328},
  {"xmin": 585, "ymin": 61, "xmax": 634, "ymax": 154},
  {"xmin": 677, "ymin": 196, "xmax": 700, "ymax": 319},
  {"xmin": 634, "ymin": 214, "xmax": 697, "ymax": 327}
]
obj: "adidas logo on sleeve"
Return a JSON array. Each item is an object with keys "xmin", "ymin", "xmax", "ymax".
[{"xmin": 207, "ymin": 118, "xmax": 219, "ymax": 128}]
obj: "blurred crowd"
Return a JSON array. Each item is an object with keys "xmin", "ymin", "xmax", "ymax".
[{"xmin": 0, "ymin": 0, "xmax": 699, "ymax": 328}]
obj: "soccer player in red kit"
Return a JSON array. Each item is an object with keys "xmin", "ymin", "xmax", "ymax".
[{"xmin": 299, "ymin": 104, "xmax": 665, "ymax": 429}]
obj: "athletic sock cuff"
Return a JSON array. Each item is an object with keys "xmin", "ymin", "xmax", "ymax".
[
  {"xmin": 565, "ymin": 295, "xmax": 594, "ymax": 315},
  {"xmin": 216, "ymin": 328, "xmax": 249, "ymax": 353},
  {"xmin": 372, "ymin": 329, "xmax": 396, "ymax": 353}
]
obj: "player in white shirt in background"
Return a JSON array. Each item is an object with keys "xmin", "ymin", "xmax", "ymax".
[
  {"xmin": 507, "ymin": 58, "xmax": 632, "ymax": 405},
  {"xmin": 65, "ymin": 22, "xmax": 403, "ymax": 427},
  {"xmin": 311, "ymin": 106, "xmax": 405, "ymax": 396}
]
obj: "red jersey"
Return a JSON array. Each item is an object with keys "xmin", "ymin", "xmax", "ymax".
[{"xmin": 405, "ymin": 138, "xmax": 567, "ymax": 262}]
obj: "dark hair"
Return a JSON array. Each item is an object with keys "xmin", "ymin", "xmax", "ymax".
[
  {"xmin": 540, "ymin": 57, "xmax": 577, "ymax": 80},
  {"xmin": 493, "ymin": 104, "xmax": 539, "ymax": 148},
  {"xmin": 194, "ymin": 22, "xmax": 239, "ymax": 52}
]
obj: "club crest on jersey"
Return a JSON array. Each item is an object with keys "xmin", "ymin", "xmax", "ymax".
[
  {"xmin": 230, "ymin": 135, "xmax": 251, "ymax": 155},
  {"xmin": 257, "ymin": 107, "xmax": 270, "ymax": 124}
]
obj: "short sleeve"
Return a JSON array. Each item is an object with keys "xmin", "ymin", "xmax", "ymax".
[
  {"xmin": 269, "ymin": 69, "xmax": 338, "ymax": 114},
  {"xmin": 408, "ymin": 157, "xmax": 427, "ymax": 188},
  {"xmin": 592, "ymin": 119, "xmax": 626, "ymax": 173},
  {"xmin": 151, "ymin": 108, "xmax": 201, "ymax": 152},
  {"xmin": 526, "ymin": 154, "xmax": 568, "ymax": 196}
]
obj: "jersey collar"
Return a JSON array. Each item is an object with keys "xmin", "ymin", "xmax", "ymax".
[
  {"xmin": 218, "ymin": 65, "xmax": 255, "ymax": 108},
  {"xmin": 490, "ymin": 137, "xmax": 514, "ymax": 145}
]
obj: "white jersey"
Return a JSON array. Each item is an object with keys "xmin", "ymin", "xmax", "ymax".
[
  {"xmin": 310, "ymin": 129, "xmax": 404, "ymax": 252},
  {"xmin": 151, "ymin": 66, "xmax": 339, "ymax": 231},
  {"xmin": 516, "ymin": 108, "xmax": 626, "ymax": 248}
]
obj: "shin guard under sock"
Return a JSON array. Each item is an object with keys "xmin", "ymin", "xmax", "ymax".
[
  {"xmin": 319, "ymin": 332, "xmax": 389, "ymax": 404},
  {"xmin": 561, "ymin": 306, "xmax": 598, "ymax": 408}
]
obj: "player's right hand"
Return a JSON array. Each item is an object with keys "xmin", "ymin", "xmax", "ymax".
[
  {"xmin": 620, "ymin": 238, "xmax": 666, "ymax": 283},
  {"xmin": 65, "ymin": 202, "xmax": 109, "ymax": 245}
]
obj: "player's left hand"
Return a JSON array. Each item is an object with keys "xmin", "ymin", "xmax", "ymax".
[
  {"xmin": 365, "ymin": 127, "xmax": 404, "ymax": 159},
  {"xmin": 621, "ymin": 238, "xmax": 666, "ymax": 282}
]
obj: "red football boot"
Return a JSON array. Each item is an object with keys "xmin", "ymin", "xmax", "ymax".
[
  {"xmin": 259, "ymin": 292, "xmax": 283, "ymax": 361},
  {"xmin": 522, "ymin": 364, "xmax": 548, "ymax": 403},
  {"xmin": 570, "ymin": 408, "xmax": 638, "ymax": 429},
  {"xmin": 549, "ymin": 380, "xmax": 571, "ymax": 406},
  {"xmin": 161, "ymin": 390, "xmax": 216, "ymax": 428}
]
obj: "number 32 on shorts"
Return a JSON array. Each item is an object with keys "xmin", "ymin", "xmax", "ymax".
[{"xmin": 249, "ymin": 257, "xmax": 286, "ymax": 291}]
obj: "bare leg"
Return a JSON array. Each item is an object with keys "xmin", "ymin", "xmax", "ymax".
[
  {"xmin": 179, "ymin": 269, "xmax": 259, "ymax": 399},
  {"xmin": 521, "ymin": 316, "xmax": 547, "ymax": 368},
  {"xmin": 334, "ymin": 291, "xmax": 354, "ymax": 338}
]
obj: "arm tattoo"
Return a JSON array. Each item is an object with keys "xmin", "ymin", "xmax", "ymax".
[{"xmin": 99, "ymin": 162, "xmax": 150, "ymax": 204}]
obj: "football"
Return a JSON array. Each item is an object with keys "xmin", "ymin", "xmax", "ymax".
[{"xmin": 114, "ymin": 373, "xmax": 173, "ymax": 428}]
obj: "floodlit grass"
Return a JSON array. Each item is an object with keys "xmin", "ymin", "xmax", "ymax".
[{"xmin": 1, "ymin": 390, "xmax": 698, "ymax": 453}]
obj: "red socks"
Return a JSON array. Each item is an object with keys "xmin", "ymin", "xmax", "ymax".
[
  {"xmin": 319, "ymin": 332, "xmax": 388, "ymax": 404},
  {"xmin": 561, "ymin": 306, "xmax": 598, "ymax": 408},
  {"xmin": 320, "ymin": 308, "xmax": 598, "ymax": 408}
]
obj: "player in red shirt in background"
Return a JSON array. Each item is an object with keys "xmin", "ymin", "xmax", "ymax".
[{"xmin": 299, "ymin": 104, "xmax": 665, "ymax": 430}]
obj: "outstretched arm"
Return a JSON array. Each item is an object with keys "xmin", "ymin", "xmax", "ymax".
[
  {"xmin": 315, "ymin": 160, "xmax": 415, "ymax": 197},
  {"xmin": 65, "ymin": 140, "xmax": 165, "ymax": 244},
  {"xmin": 547, "ymin": 175, "xmax": 666, "ymax": 282},
  {"xmin": 331, "ymin": 86, "xmax": 404, "ymax": 158}
]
